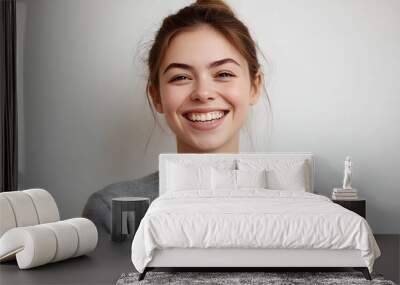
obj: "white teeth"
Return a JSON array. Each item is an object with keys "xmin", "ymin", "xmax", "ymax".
[{"xmin": 186, "ymin": 111, "xmax": 225, "ymax": 122}]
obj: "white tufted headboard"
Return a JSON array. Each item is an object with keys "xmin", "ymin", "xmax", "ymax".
[{"xmin": 159, "ymin": 152, "xmax": 315, "ymax": 195}]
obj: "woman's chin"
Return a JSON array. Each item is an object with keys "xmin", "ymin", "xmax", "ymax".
[{"xmin": 186, "ymin": 136, "xmax": 234, "ymax": 153}]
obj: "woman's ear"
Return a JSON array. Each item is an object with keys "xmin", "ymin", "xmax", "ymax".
[
  {"xmin": 249, "ymin": 70, "xmax": 262, "ymax": 106},
  {"xmin": 149, "ymin": 85, "xmax": 164, "ymax": 113}
]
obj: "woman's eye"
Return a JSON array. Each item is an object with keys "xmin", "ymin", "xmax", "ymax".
[
  {"xmin": 217, "ymin": 72, "xmax": 235, "ymax": 79},
  {"xmin": 171, "ymin": 75, "xmax": 189, "ymax": 82}
]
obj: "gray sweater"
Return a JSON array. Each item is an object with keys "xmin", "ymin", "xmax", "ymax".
[{"xmin": 82, "ymin": 171, "xmax": 159, "ymax": 234}]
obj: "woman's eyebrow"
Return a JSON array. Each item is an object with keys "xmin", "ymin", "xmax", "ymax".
[{"xmin": 162, "ymin": 58, "xmax": 240, "ymax": 75}]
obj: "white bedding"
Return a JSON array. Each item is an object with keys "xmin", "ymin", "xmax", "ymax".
[{"xmin": 131, "ymin": 189, "xmax": 381, "ymax": 273}]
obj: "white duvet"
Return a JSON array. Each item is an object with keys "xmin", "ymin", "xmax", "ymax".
[{"xmin": 131, "ymin": 189, "xmax": 381, "ymax": 273}]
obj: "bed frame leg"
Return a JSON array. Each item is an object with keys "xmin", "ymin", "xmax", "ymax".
[
  {"xmin": 138, "ymin": 268, "xmax": 148, "ymax": 281},
  {"xmin": 354, "ymin": 267, "xmax": 371, "ymax": 280}
]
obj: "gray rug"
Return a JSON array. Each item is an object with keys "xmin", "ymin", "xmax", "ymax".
[{"xmin": 116, "ymin": 271, "xmax": 396, "ymax": 285}]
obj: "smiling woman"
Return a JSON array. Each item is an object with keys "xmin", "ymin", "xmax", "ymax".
[
  {"xmin": 83, "ymin": 0, "xmax": 271, "ymax": 233},
  {"xmin": 150, "ymin": 25, "xmax": 260, "ymax": 153},
  {"xmin": 147, "ymin": 2, "xmax": 267, "ymax": 153}
]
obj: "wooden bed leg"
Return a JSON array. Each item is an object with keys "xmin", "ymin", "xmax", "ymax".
[
  {"xmin": 354, "ymin": 267, "xmax": 371, "ymax": 280},
  {"xmin": 138, "ymin": 268, "xmax": 148, "ymax": 281}
]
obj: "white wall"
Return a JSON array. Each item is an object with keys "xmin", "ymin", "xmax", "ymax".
[{"xmin": 17, "ymin": 0, "xmax": 400, "ymax": 233}]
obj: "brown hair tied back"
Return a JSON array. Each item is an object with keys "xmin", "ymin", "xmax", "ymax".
[{"xmin": 194, "ymin": 0, "xmax": 235, "ymax": 16}]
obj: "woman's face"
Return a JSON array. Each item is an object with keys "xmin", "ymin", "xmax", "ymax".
[{"xmin": 150, "ymin": 24, "xmax": 261, "ymax": 153}]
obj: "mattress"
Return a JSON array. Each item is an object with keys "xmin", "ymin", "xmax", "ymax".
[{"xmin": 131, "ymin": 189, "xmax": 381, "ymax": 273}]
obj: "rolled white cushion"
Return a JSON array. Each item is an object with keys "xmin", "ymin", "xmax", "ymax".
[
  {"xmin": 0, "ymin": 196, "xmax": 17, "ymax": 237},
  {"xmin": 23, "ymin": 189, "xmax": 60, "ymax": 223},
  {"xmin": 0, "ymin": 192, "xmax": 39, "ymax": 227},
  {"xmin": 42, "ymin": 221, "xmax": 79, "ymax": 262},
  {"xmin": 64, "ymin": 218, "xmax": 98, "ymax": 257},
  {"xmin": 0, "ymin": 218, "xmax": 98, "ymax": 269},
  {"xmin": 0, "ymin": 225, "xmax": 57, "ymax": 269},
  {"xmin": 0, "ymin": 189, "xmax": 60, "ymax": 239}
]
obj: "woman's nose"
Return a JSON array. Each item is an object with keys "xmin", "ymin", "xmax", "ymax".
[{"xmin": 190, "ymin": 77, "xmax": 215, "ymax": 102}]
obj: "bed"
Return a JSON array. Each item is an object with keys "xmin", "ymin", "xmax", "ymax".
[{"xmin": 131, "ymin": 153, "xmax": 381, "ymax": 281}]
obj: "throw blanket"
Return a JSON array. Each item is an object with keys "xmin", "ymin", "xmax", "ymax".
[{"xmin": 131, "ymin": 189, "xmax": 380, "ymax": 273}]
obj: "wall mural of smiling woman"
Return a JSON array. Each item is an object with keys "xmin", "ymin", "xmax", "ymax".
[{"xmin": 83, "ymin": 0, "xmax": 271, "ymax": 233}]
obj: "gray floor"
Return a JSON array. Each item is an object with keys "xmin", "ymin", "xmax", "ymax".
[
  {"xmin": 0, "ymin": 233, "xmax": 398, "ymax": 285},
  {"xmin": 0, "ymin": 231, "xmax": 133, "ymax": 285},
  {"xmin": 374, "ymin": 235, "xmax": 400, "ymax": 284}
]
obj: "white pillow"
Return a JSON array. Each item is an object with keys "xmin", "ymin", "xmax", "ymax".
[
  {"xmin": 236, "ymin": 169, "xmax": 268, "ymax": 189},
  {"xmin": 266, "ymin": 162, "xmax": 306, "ymax": 191},
  {"xmin": 211, "ymin": 168, "xmax": 268, "ymax": 190},
  {"xmin": 211, "ymin": 168, "xmax": 237, "ymax": 190},
  {"xmin": 166, "ymin": 162, "xmax": 212, "ymax": 192},
  {"xmin": 237, "ymin": 159, "xmax": 308, "ymax": 191}
]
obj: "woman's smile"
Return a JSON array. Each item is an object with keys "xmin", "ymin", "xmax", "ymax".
[{"xmin": 182, "ymin": 110, "xmax": 230, "ymax": 131}]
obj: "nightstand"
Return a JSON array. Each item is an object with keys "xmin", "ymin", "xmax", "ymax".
[
  {"xmin": 332, "ymin": 198, "xmax": 366, "ymax": 218},
  {"xmin": 111, "ymin": 197, "xmax": 150, "ymax": 242}
]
